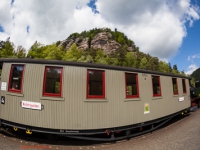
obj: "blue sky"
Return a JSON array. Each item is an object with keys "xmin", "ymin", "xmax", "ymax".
[
  {"xmin": 0, "ymin": 0, "xmax": 200, "ymax": 74},
  {"xmin": 170, "ymin": 17, "xmax": 200, "ymax": 74}
]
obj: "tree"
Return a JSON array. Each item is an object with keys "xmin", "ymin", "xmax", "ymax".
[
  {"xmin": 139, "ymin": 57, "xmax": 148, "ymax": 69},
  {"xmin": 124, "ymin": 52, "xmax": 137, "ymax": 67},
  {"xmin": 172, "ymin": 64, "xmax": 179, "ymax": 74},
  {"xmin": 15, "ymin": 45, "xmax": 26, "ymax": 58},
  {"xmin": 180, "ymin": 70, "xmax": 186, "ymax": 76},
  {"xmin": 168, "ymin": 63, "xmax": 172, "ymax": 73},
  {"xmin": 94, "ymin": 49, "xmax": 109, "ymax": 64},
  {"xmin": 0, "ymin": 28, "xmax": 186, "ymax": 75},
  {"xmin": 27, "ymin": 41, "xmax": 45, "ymax": 58},
  {"xmin": 56, "ymin": 41, "xmax": 61, "ymax": 46},
  {"xmin": 0, "ymin": 39, "xmax": 15, "ymax": 58},
  {"xmin": 44, "ymin": 44, "xmax": 64, "ymax": 60},
  {"xmin": 190, "ymin": 68, "xmax": 200, "ymax": 82},
  {"xmin": 77, "ymin": 55, "xmax": 93, "ymax": 62},
  {"xmin": 63, "ymin": 43, "xmax": 82, "ymax": 61},
  {"xmin": 0, "ymin": 40, "xmax": 5, "ymax": 49},
  {"xmin": 109, "ymin": 48, "xmax": 126, "ymax": 66},
  {"xmin": 108, "ymin": 57, "xmax": 119, "ymax": 66},
  {"xmin": 147, "ymin": 57, "xmax": 159, "ymax": 71},
  {"xmin": 83, "ymin": 48, "xmax": 97, "ymax": 60},
  {"xmin": 135, "ymin": 51, "xmax": 147, "ymax": 68},
  {"xmin": 190, "ymin": 76, "xmax": 196, "ymax": 87},
  {"xmin": 158, "ymin": 61, "xmax": 171, "ymax": 73}
]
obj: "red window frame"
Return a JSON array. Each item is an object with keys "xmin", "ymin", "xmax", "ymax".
[
  {"xmin": 42, "ymin": 66, "xmax": 63, "ymax": 97},
  {"xmin": 172, "ymin": 78, "xmax": 179, "ymax": 95},
  {"xmin": 182, "ymin": 79, "xmax": 187, "ymax": 94},
  {"xmin": 125, "ymin": 73, "xmax": 139, "ymax": 98},
  {"xmin": 8, "ymin": 64, "xmax": 25, "ymax": 93},
  {"xmin": 152, "ymin": 75, "xmax": 162, "ymax": 97},
  {"xmin": 87, "ymin": 69, "xmax": 105, "ymax": 99}
]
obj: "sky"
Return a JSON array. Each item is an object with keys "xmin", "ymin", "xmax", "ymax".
[{"xmin": 0, "ymin": 0, "xmax": 200, "ymax": 75}]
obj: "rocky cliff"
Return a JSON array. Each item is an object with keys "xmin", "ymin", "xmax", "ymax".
[{"xmin": 59, "ymin": 28, "xmax": 136, "ymax": 54}]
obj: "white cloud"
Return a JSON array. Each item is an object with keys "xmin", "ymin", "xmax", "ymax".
[
  {"xmin": 185, "ymin": 64, "xmax": 198, "ymax": 75},
  {"xmin": 188, "ymin": 54, "xmax": 200, "ymax": 62},
  {"xmin": 0, "ymin": 0, "xmax": 199, "ymax": 61},
  {"xmin": 121, "ymin": 9, "xmax": 186, "ymax": 60},
  {"xmin": 0, "ymin": 0, "xmax": 13, "ymax": 34},
  {"xmin": 0, "ymin": 0, "xmax": 90, "ymax": 49}
]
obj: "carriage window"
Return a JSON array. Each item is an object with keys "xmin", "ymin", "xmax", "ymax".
[
  {"xmin": 172, "ymin": 78, "xmax": 178, "ymax": 95},
  {"xmin": 152, "ymin": 76, "xmax": 162, "ymax": 97},
  {"xmin": 87, "ymin": 69, "xmax": 105, "ymax": 98},
  {"xmin": 43, "ymin": 66, "xmax": 63, "ymax": 97},
  {"xmin": 182, "ymin": 79, "xmax": 187, "ymax": 94},
  {"xmin": 125, "ymin": 73, "xmax": 139, "ymax": 98},
  {"xmin": 8, "ymin": 65, "xmax": 24, "ymax": 93}
]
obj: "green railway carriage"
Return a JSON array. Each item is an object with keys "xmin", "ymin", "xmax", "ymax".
[{"xmin": 0, "ymin": 58, "xmax": 190, "ymax": 141}]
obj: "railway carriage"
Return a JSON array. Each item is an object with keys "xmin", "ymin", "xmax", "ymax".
[{"xmin": 0, "ymin": 58, "xmax": 190, "ymax": 141}]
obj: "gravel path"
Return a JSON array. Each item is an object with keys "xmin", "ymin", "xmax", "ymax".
[{"xmin": 0, "ymin": 109, "xmax": 200, "ymax": 150}]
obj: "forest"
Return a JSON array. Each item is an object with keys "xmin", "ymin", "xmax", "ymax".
[
  {"xmin": 190, "ymin": 68, "xmax": 200, "ymax": 82},
  {"xmin": 0, "ymin": 28, "xmax": 195, "ymax": 79}
]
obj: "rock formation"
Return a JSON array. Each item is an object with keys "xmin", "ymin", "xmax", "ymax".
[{"xmin": 59, "ymin": 29, "xmax": 135, "ymax": 54}]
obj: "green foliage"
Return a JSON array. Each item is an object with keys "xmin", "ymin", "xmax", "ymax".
[
  {"xmin": 172, "ymin": 64, "xmax": 180, "ymax": 74},
  {"xmin": 68, "ymin": 32, "xmax": 80, "ymax": 39},
  {"xmin": 168, "ymin": 63, "xmax": 172, "ymax": 73},
  {"xmin": 139, "ymin": 57, "xmax": 148, "ymax": 69},
  {"xmin": 63, "ymin": 28, "xmax": 140, "ymax": 67},
  {"xmin": 94, "ymin": 49, "xmax": 109, "ymax": 64},
  {"xmin": 158, "ymin": 61, "xmax": 171, "ymax": 73},
  {"xmin": 84, "ymin": 48, "xmax": 97, "ymax": 60},
  {"xmin": 79, "ymin": 28, "xmax": 109, "ymax": 39},
  {"xmin": 108, "ymin": 48, "xmax": 127, "ymax": 66},
  {"xmin": 27, "ymin": 41, "xmax": 45, "ymax": 58},
  {"xmin": 190, "ymin": 68, "xmax": 200, "ymax": 81},
  {"xmin": 135, "ymin": 52, "xmax": 146, "ymax": 68},
  {"xmin": 67, "ymin": 28, "xmax": 137, "ymax": 53},
  {"xmin": 77, "ymin": 49, "xmax": 109, "ymax": 65},
  {"xmin": 77, "ymin": 55, "xmax": 93, "ymax": 62},
  {"xmin": 147, "ymin": 57, "xmax": 159, "ymax": 71},
  {"xmin": 44, "ymin": 44, "xmax": 64, "ymax": 60},
  {"xmin": 190, "ymin": 77, "xmax": 196, "ymax": 86},
  {"xmin": 56, "ymin": 41, "xmax": 61, "ymax": 46},
  {"xmin": 124, "ymin": 52, "xmax": 137, "ymax": 67},
  {"xmin": 27, "ymin": 42, "xmax": 64, "ymax": 60},
  {"xmin": 180, "ymin": 70, "xmax": 186, "ymax": 76},
  {"xmin": 0, "ymin": 40, "xmax": 15, "ymax": 58},
  {"xmin": 14, "ymin": 46, "xmax": 26, "ymax": 58},
  {"xmin": 111, "ymin": 30, "xmax": 135, "ymax": 48},
  {"xmin": 0, "ymin": 28, "xmax": 186, "ymax": 76},
  {"xmin": 63, "ymin": 43, "xmax": 82, "ymax": 61},
  {"xmin": 107, "ymin": 57, "xmax": 119, "ymax": 66},
  {"xmin": 172, "ymin": 69, "xmax": 179, "ymax": 74}
]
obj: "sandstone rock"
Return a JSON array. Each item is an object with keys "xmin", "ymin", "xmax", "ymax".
[
  {"xmin": 78, "ymin": 37, "xmax": 89, "ymax": 49},
  {"xmin": 59, "ymin": 30, "xmax": 134, "ymax": 54},
  {"xmin": 65, "ymin": 39, "xmax": 74, "ymax": 50}
]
